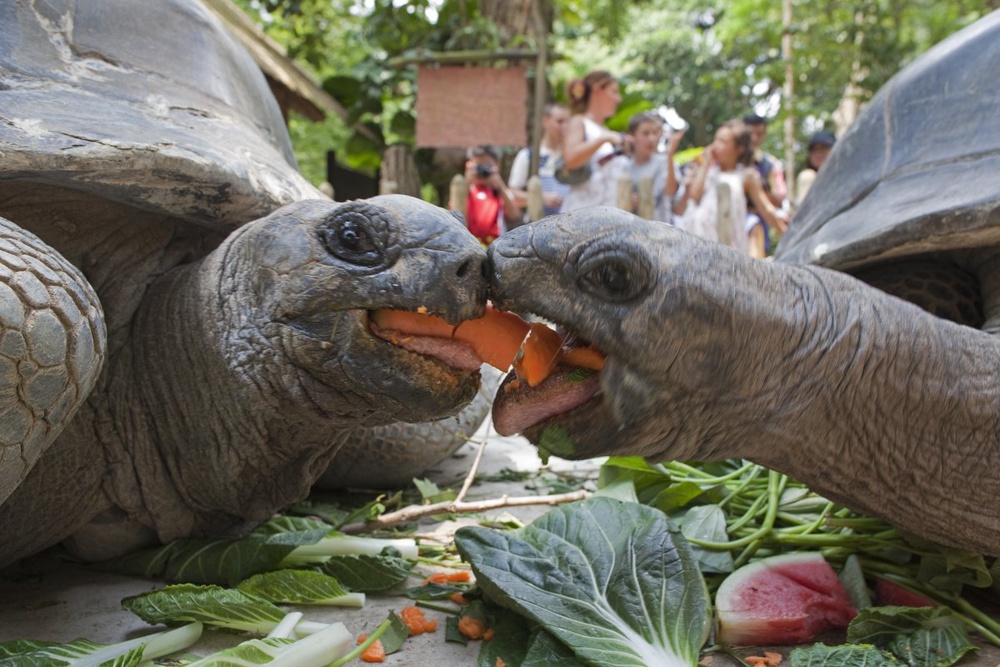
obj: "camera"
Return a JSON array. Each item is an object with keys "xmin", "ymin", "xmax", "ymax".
[
  {"xmin": 474, "ymin": 163, "xmax": 494, "ymax": 179},
  {"xmin": 656, "ymin": 105, "xmax": 689, "ymax": 132}
]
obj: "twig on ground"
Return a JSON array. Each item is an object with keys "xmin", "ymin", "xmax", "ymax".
[{"xmin": 339, "ymin": 427, "xmax": 590, "ymax": 534}]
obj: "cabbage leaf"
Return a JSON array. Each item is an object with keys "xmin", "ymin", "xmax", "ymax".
[
  {"xmin": 455, "ymin": 496, "xmax": 710, "ymax": 667},
  {"xmin": 0, "ymin": 622, "xmax": 201, "ymax": 667}
]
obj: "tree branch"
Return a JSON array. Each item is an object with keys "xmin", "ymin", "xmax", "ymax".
[{"xmin": 339, "ymin": 432, "xmax": 589, "ymax": 534}]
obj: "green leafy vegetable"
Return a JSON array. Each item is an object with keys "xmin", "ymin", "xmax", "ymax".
[
  {"xmin": 522, "ymin": 629, "xmax": 589, "ymax": 666},
  {"xmin": 848, "ymin": 606, "xmax": 977, "ymax": 666},
  {"xmin": 413, "ymin": 477, "xmax": 457, "ymax": 504},
  {"xmin": 377, "ymin": 612, "xmax": 412, "ymax": 656},
  {"xmin": 788, "ymin": 643, "xmax": 899, "ymax": 666},
  {"xmin": 96, "ymin": 537, "xmax": 295, "ymax": 586},
  {"xmin": 475, "ymin": 608, "xmax": 531, "ymax": 667},
  {"xmin": 98, "ymin": 515, "xmax": 417, "ymax": 586},
  {"xmin": 535, "ymin": 425, "xmax": 575, "ymax": 463},
  {"xmin": 0, "ymin": 622, "xmax": 202, "ymax": 667},
  {"xmin": 596, "ymin": 457, "xmax": 1000, "ymax": 646},
  {"xmin": 122, "ymin": 584, "xmax": 325, "ymax": 636},
  {"xmin": 314, "ymin": 551, "xmax": 413, "ymax": 592},
  {"xmin": 236, "ymin": 570, "xmax": 365, "ymax": 607},
  {"xmin": 455, "ymin": 496, "xmax": 710, "ymax": 667}
]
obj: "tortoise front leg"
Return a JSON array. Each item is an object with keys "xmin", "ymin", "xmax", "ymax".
[{"xmin": 0, "ymin": 216, "xmax": 106, "ymax": 506}]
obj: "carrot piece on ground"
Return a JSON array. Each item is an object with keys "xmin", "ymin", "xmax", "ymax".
[
  {"xmin": 423, "ymin": 572, "xmax": 450, "ymax": 585},
  {"xmin": 399, "ymin": 605, "xmax": 438, "ymax": 635},
  {"xmin": 422, "ymin": 569, "xmax": 471, "ymax": 585},
  {"xmin": 482, "ymin": 628, "xmax": 496, "ymax": 641},
  {"xmin": 513, "ymin": 322, "xmax": 564, "ymax": 387},
  {"xmin": 496, "ymin": 659, "xmax": 507, "ymax": 667},
  {"xmin": 453, "ymin": 306, "xmax": 530, "ymax": 370},
  {"xmin": 450, "ymin": 592, "xmax": 470, "ymax": 605},
  {"xmin": 356, "ymin": 634, "xmax": 386, "ymax": 663},
  {"xmin": 560, "ymin": 345, "xmax": 606, "ymax": 371},
  {"xmin": 457, "ymin": 615, "xmax": 489, "ymax": 640}
]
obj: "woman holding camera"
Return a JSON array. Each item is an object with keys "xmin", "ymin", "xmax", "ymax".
[
  {"xmin": 559, "ymin": 70, "xmax": 629, "ymax": 212},
  {"xmin": 462, "ymin": 145, "xmax": 520, "ymax": 246}
]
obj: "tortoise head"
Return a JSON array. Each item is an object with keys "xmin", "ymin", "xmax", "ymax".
[{"xmin": 214, "ymin": 196, "xmax": 489, "ymax": 425}]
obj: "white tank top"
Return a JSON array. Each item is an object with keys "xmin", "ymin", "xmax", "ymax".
[{"xmin": 561, "ymin": 117, "xmax": 627, "ymax": 212}]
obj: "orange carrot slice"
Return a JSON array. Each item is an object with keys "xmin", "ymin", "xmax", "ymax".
[
  {"xmin": 457, "ymin": 615, "xmax": 489, "ymax": 640},
  {"xmin": 513, "ymin": 322, "xmax": 564, "ymax": 387},
  {"xmin": 399, "ymin": 605, "xmax": 438, "ymax": 636},
  {"xmin": 453, "ymin": 308, "xmax": 530, "ymax": 370},
  {"xmin": 370, "ymin": 309, "xmax": 457, "ymax": 338},
  {"xmin": 371, "ymin": 305, "xmax": 530, "ymax": 371},
  {"xmin": 560, "ymin": 345, "xmax": 606, "ymax": 371},
  {"xmin": 357, "ymin": 635, "xmax": 386, "ymax": 663}
]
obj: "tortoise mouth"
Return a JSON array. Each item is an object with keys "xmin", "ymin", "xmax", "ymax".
[
  {"xmin": 367, "ymin": 310, "xmax": 483, "ymax": 372},
  {"xmin": 489, "ymin": 320, "xmax": 605, "ymax": 437},
  {"xmin": 491, "ymin": 364, "xmax": 602, "ymax": 436}
]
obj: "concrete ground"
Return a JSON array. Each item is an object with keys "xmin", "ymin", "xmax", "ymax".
[{"xmin": 2, "ymin": 424, "xmax": 999, "ymax": 666}]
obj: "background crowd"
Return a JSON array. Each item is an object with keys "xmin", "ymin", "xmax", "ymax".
[{"xmin": 456, "ymin": 69, "xmax": 837, "ymax": 258}]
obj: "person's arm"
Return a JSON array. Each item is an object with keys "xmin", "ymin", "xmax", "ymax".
[
  {"xmin": 486, "ymin": 171, "xmax": 521, "ymax": 221},
  {"xmin": 766, "ymin": 159, "xmax": 787, "ymax": 207},
  {"xmin": 561, "ymin": 115, "xmax": 622, "ymax": 170},
  {"xmin": 687, "ymin": 150, "xmax": 715, "ymax": 205},
  {"xmin": 663, "ymin": 129, "xmax": 685, "ymax": 199},
  {"xmin": 747, "ymin": 222, "xmax": 767, "ymax": 259},
  {"xmin": 744, "ymin": 169, "xmax": 788, "ymax": 235}
]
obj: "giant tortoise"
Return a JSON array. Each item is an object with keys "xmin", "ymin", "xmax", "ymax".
[
  {"xmin": 487, "ymin": 10, "xmax": 1000, "ymax": 555},
  {"xmin": 0, "ymin": 0, "xmax": 492, "ymax": 567}
]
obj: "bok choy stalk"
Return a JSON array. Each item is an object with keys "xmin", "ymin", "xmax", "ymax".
[
  {"xmin": 278, "ymin": 533, "xmax": 418, "ymax": 565},
  {"xmin": 183, "ymin": 620, "xmax": 354, "ymax": 667},
  {"xmin": 0, "ymin": 621, "xmax": 202, "ymax": 666}
]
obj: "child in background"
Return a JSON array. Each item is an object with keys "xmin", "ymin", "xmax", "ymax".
[
  {"xmin": 683, "ymin": 118, "xmax": 788, "ymax": 258},
  {"xmin": 625, "ymin": 112, "xmax": 685, "ymax": 223}
]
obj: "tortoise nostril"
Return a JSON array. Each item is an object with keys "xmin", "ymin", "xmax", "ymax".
[{"xmin": 456, "ymin": 257, "xmax": 483, "ymax": 280}]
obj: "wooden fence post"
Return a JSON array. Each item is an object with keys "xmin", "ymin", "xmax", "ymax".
[
  {"xmin": 526, "ymin": 175, "xmax": 544, "ymax": 222},
  {"xmin": 636, "ymin": 176, "xmax": 654, "ymax": 220},
  {"xmin": 449, "ymin": 174, "xmax": 466, "ymax": 214},
  {"xmin": 616, "ymin": 173, "xmax": 632, "ymax": 212},
  {"xmin": 716, "ymin": 181, "xmax": 734, "ymax": 246}
]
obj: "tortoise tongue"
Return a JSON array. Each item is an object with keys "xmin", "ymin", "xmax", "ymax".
[
  {"xmin": 491, "ymin": 367, "xmax": 601, "ymax": 436},
  {"xmin": 370, "ymin": 322, "xmax": 483, "ymax": 371}
]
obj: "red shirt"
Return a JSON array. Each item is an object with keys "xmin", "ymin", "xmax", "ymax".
[{"xmin": 465, "ymin": 184, "xmax": 502, "ymax": 245}]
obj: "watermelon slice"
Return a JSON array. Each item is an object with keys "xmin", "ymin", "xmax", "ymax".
[
  {"xmin": 873, "ymin": 578, "xmax": 936, "ymax": 608},
  {"xmin": 715, "ymin": 552, "xmax": 857, "ymax": 645}
]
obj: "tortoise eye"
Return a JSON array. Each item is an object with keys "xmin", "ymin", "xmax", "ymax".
[
  {"xmin": 320, "ymin": 201, "xmax": 389, "ymax": 267},
  {"xmin": 591, "ymin": 261, "xmax": 632, "ymax": 294},
  {"xmin": 575, "ymin": 243, "xmax": 651, "ymax": 302},
  {"xmin": 338, "ymin": 219, "xmax": 373, "ymax": 253}
]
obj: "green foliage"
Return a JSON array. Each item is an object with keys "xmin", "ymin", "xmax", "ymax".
[{"xmin": 233, "ymin": 0, "xmax": 997, "ymax": 188}]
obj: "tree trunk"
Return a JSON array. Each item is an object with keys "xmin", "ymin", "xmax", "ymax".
[{"xmin": 380, "ymin": 144, "xmax": 422, "ymax": 197}]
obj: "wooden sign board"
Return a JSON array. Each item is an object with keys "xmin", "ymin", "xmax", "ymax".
[{"xmin": 415, "ymin": 66, "xmax": 528, "ymax": 148}]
